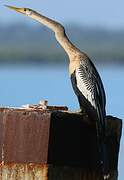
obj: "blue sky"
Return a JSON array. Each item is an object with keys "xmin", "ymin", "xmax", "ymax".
[{"xmin": 1, "ymin": 0, "xmax": 124, "ymax": 28}]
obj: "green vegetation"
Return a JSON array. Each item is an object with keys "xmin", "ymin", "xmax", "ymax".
[{"xmin": 0, "ymin": 23, "xmax": 124, "ymax": 65}]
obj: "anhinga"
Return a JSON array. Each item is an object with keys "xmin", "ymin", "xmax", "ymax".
[{"xmin": 6, "ymin": 5, "xmax": 109, "ymax": 179}]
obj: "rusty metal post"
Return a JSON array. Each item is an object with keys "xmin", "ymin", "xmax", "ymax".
[{"xmin": 0, "ymin": 107, "xmax": 122, "ymax": 180}]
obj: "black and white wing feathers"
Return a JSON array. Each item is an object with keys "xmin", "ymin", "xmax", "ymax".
[{"xmin": 76, "ymin": 58, "xmax": 106, "ymax": 132}]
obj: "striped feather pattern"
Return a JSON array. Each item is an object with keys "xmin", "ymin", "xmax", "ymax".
[{"xmin": 75, "ymin": 58, "xmax": 106, "ymax": 115}]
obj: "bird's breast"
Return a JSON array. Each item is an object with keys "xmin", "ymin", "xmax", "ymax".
[{"xmin": 69, "ymin": 60, "xmax": 80, "ymax": 75}]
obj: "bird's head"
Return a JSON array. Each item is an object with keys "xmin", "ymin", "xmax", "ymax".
[{"xmin": 5, "ymin": 5, "xmax": 35, "ymax": 17}]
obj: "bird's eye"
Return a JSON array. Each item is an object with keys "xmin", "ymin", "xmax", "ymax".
[
  {"xmin": 26, "ymin": 9, "xmax": 32, "ymax": 16},
  {"xmin": 24, "ymin": 8, "xmax": 26, "ymax": 12}
]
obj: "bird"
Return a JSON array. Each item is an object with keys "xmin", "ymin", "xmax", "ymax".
[{"xmin": 5, "ymin": 5, "xmax": 109, "ymax": 179}]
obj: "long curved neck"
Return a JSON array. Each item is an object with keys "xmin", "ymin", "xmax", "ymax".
[{"xmin": 30, "ymin": 12, "xmax": 80, "ymax": 58}]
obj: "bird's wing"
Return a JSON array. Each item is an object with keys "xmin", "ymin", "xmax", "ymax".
[
  {"xmin": 77, "ymin": 58, "xmax": 106, "ymax": 109},
  {"xmin": 76, "ymin": 58, "xmax": 106, "ymax": 130}
]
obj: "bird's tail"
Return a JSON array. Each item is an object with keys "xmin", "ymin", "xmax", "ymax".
[{"xmin": 96, "ymin": 105, "xmax": 110, "ymax": 179}]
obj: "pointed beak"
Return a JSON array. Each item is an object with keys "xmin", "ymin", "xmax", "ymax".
[{"xmin": 5, "ymin": 5, "xmax": 24, "ymax": 14}]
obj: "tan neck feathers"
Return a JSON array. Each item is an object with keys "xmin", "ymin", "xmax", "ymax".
[{"xmin": 31, "ymin": 12, "xmax": 80, "ymax": 58}]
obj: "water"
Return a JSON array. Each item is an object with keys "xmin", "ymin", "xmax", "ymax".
[{"xmin": 0, "ymin": 64, "xmax": 123, "ymax": 179}]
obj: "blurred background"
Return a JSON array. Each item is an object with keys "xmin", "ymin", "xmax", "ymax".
[{"xmin": 0, "ymin": 0, "xmax": 124, "ymax": 179}]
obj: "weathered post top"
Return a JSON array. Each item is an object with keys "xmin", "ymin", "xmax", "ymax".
[{"xmin": 0, "ymin": 102, "xmax": 122, "ymax": 180}]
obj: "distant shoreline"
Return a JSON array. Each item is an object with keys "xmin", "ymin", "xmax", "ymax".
[
  {"xmin": 0, "ymin": 57, "xmax": 123, "ymax": 67},
  {"xmin": 1, "ymin": 23, "xmax": 124, "ymax": 66}
]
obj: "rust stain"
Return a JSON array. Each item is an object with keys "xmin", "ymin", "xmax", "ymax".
[
  {"xmin": 0, "ymin": 111, "xmax": 3, "ymax": 163},
  {"xmin": 0, "ymin": 163, "xmax": 117, "ymax": 180},
  {"xmin": 3, "ymin": 110, "xmax": 51, "ymax": 163},
  {"xmin": 0, "ymin": 163, "xmax": 48, "ymax": 180}
]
